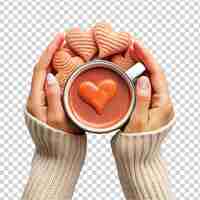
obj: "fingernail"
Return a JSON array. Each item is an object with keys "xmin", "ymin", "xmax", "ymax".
[
  {"xmin": 137, "ymin": 76, "xmax": 150, "ymax": 95},
  {"xmin": 47, "ymin": 73, "xmax": 57, "ymax": 85}
]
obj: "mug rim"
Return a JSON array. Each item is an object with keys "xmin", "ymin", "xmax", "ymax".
[{"xmin": 63, "ymin": 60, "xmax": 136, "ymax": 133}]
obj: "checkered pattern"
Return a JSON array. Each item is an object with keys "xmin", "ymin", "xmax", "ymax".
[{"xmin": 0, "ymin": 0, "xmax": 199, "ymax": 199}]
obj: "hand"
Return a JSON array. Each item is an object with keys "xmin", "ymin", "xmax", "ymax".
[
  {"xmin": 124, "ymin": 40, "xmax": 174, "ymax": 132},
  {"xmin": 27, "ymin": 33, "xmax": 81, "ymax": 134}
]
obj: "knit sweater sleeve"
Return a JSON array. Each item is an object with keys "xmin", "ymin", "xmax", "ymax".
[
  {"xmin": 111, "ymin": 116, "xmax": 176, "ymax": 200},
  {"xmin": 22, "ymin": 111, "xmax": 87, "ymax": 200}
]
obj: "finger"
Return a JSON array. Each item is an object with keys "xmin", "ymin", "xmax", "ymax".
[
  {"xmin": 130, "ymin": 40, "xmax": 168, "ymax": 95},
  {"xmin": 134, "ymin": 76, "xmax": 151, "ymax": 123},
  {"xmin": 45, "ymin": 73, "xmax": 82, "ymax": 133},
  {"xmin": 31, "ymin": 33, "xmax": 65, "ymax": 102},
  {"xmin": 45, "ymin": 73, "xmax": 64, "ymax": 116},
  {"xmin": 125, "ymin": 76, "xmax": 151, "ymax": 133},
  {"xmin": 37, "ymin": 32, "xmax": 65, "ymax": 71}
]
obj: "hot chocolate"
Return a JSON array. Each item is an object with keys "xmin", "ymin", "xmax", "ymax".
[{"xmin": 68, "ymin": 67, "xmax": 132, "ymax": 129}]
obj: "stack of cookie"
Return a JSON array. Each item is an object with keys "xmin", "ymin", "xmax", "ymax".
[{"xmin": 52, "ymin": 22, "xmax": 137, "ymax": 90}]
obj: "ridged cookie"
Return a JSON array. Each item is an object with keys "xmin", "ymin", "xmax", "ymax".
[
  {"xmin": 66, "ymin": 28, "xmax": 97, "ymax": 61},
  {"xmin": 111, "ymin": 47, "xmax": 137, "ymax": 71},
  {"xmin": 94, "ymin": 22, "xmax": 130, "ymax": 58},
  {"xmin": 52, "ymin": 50, "xmax": 71, "ymax": 71},
  {"xmin": 55, "ymin": 55, "xmax": 84, "ymax": 88}
]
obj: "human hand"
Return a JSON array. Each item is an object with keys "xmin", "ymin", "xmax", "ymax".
[
  {"xmin": 27, "ymin": 33, "xmax": 81, "ymax": 134},
  {"xmin": 124, "ymin": 40, "xmax": 174, "ymax": 132}
]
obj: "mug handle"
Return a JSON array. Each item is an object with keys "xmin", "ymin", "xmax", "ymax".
[{"xmin": 125, "ymin": 62, "xmax": 146, "ymax": 82}]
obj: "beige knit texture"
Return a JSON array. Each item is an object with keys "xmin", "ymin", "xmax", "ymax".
[
  {"xmin": 22, "ymin": 111, "xmax": 87, "ymax": 200},
  {"xmin": 111, "ymin": 117, "xmax": 176, "ymax": 200}
]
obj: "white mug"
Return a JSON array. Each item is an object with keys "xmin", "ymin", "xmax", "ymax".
[{"xmin": 63, "ymin": 60, "xmax": 145, "ymax": 134}]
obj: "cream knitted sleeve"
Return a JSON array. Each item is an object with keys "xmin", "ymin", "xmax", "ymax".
[
  {"xmin": 22, "ymin": 111, "xmax": 87, "ymax": 200},
  {"xmin": 111, "ymin": 117, "xmax": 176, "ymax": 200}
]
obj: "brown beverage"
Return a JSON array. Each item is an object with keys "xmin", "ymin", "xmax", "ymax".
[{"xmin": 68, "ymin": 67, "xmax": 132, "ymax": 129}]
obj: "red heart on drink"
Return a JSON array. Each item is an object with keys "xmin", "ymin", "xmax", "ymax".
[{"xmin": 78, "ymin": 79, "xmax": 117, "ymax": 114}]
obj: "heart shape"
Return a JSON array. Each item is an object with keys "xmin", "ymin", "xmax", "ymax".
[
  {"xmin": 52, "ymin": 49, "xmax": 71, "ymax": 71},
  {"xmin": 111, "ymin": 46, "xmax": 137, "ymax": 70},
  {"xmin": 94, "ymin": 22, "xmax": 130, "ymax": 58},
  {"xmin": 63, "ymin": 32, "xmax": 77, "ymax": 56},
  {"xmin": 78, "ymin": 79, "xmax": 117, "ymax": 114},
  {"xmin": 53, "ymin": 49, "xmax": 84, "ymax": 73},
  {"xmin": 53, "ymin": 49, "xmax": 84, "ymax": 88},
  {"xmin": 66, "ymin": 28, "xmax": 98, "ymax": 61},
  {"xmin": 55, "ymin": 58, "xmax": 84, "ymax": 89}
]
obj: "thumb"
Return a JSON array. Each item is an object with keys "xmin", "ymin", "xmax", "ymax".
[
  {"xmin": 46, "ymin": 73, "xmax": 64, "ymax": 115},
  {"xmin": 131, "ymin": 76, "xmax": 151, "ymax": 131}
]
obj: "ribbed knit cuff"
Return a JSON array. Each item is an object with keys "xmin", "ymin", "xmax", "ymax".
[
  {"xmin": 22, "ymin": 111, "xmax": 87, "ymax": 200},
  {"xmin": 111, "ymin": 116, "xmax": 176, "ymax": 200}
]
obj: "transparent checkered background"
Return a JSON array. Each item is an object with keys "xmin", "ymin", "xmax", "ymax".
[{"xmin": 0, "ymin": 0, "xmax": 199, "ymax": 199}]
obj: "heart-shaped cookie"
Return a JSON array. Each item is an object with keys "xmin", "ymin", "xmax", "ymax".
[
  {"xmin": 53, "ymin": 48, "xmax": 84, "ymax": 71},
  {"xmin": 54, "ymin": 51, "xmax": 84, "ymax": 89},
  {"xmin": 111, "ymin": 47, "xmax": 137, "ymax": 70},
  {"xmin": 94, "ymin": 22, "xmax": 130, "ymax": 58},
  {"xmin": 78, "ymin": 79, "xmax": 117, "ymax": 114},
  {"xmin": 52, "ymin": 49, "xmax": 71, "ymax": 71},
  {"xmin": 63, "ymin": 32, "xmax": 76, "ymax": 56},
  {"xmin": 66, "ymin": 28, "xmax": 98, "ymax": 61}
]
